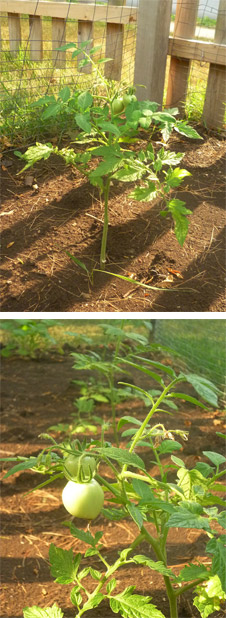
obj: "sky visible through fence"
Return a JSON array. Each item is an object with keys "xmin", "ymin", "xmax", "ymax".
[{"xmin": 0, "ymin": 0, "xmax": 225, "ymax": 145}]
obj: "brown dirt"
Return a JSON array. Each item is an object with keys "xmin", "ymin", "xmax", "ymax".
[
  {"xmin": 1, "ymin": 129, "xmax": 225, "ymax": 312},
  {"xmin": 1, "ymin": 352, "xmax": 226, "ymax": 618}
]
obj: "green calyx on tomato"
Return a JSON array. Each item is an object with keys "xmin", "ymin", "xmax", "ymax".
[
  {"xmin": 62, "ymin": 479, "xmax": 104, "ymax": 519},
  {"xmin": 63, "ymin": 454, "xmax": 96, "ymax": 483},
  {"xmin": 122, "ymin": 93, "xmax": 137, "ymax": 107},
  {"xmin": 111, "ymin": 98, "xmax": 124, "ymax": 115}
]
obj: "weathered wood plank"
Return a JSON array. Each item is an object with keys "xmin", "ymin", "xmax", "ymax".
[
  {"xmin": 168, "ymin": 37, "xmax": 226, "ymax": 67},
  {"xmin": 52, "ymin": 17, "xmax": 66, "ymax": 67},
  {"xmin": 166, "ymin": 0, "xmax": 199, "ymax": 114},
  {"xmin": 77, "ymin": 20, "xmax": 93, "ymax": 74},
  {"xmin": 29, "ymin": 14, "xmax": 43, "ymax": 60},
  {"xmin": 202, "ymin": 0, "xmax": 226, "ymax": 130},
  {"xmin": 0, "ymin": 1, "xmax": 137, "ymax": 23},
  {"xmin": 134, "ymin": 0, "xmax": 171, "ymax": 105},
  {"xmin": 104, "ymin": 0, "xmax": 125, "ymax": 81},
  {"xmin": 8, "ymin": 12, "xmax": 21, "ymax": 56}
]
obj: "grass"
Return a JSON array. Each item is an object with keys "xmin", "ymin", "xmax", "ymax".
[{"xmin": 0, "ymin": 12, "xmax": 221, "ymax": 146}]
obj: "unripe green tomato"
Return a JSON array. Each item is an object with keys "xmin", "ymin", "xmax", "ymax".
[
  {"xmin": 63, "ymin": 455, "xmax": 96, "ymax": 481},
  {"xmin": 123, "ymin": 93, "xmax": 137, "ymax": 106},
  {"xmin": 62, "ymin": 479, "xmax": 104, "ymax": 519},
  {"xmin": 112, "ymin": 98, "xmax": 124, "ymax": 115}
]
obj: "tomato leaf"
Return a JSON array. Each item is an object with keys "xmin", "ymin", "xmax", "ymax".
[
  {"xmin": 66, "ymin": 522, "xmax": 103, "ymax": 547},
  {"xmin": 98, "ymin": 446, "xmax": 146, "ymax": 471},
  {"xmin": 49, "ymin": 544, "xmax": 81, "ymax": 584},
  {"xmin": 167, "ymin": 503, "xmax": 211, "ymax": 531},
  {"xmin": 3, "ymin": 457, "xmax": 38, "ymax": 478},
  {"xmin": 126, "ymin": 503, "xmax": 143, "ymax": 529},
  {"xmin": 206, "ymin": 536, "xmax": 226, "ymax": 592},
  {"xmin": 77, "ymin": 90, "xmax": 93, "ymax": 110},
  {"xmin": 185, "ymin": 374, "xmax": 219, "ymax": 407},
  {"xmin": 109, "ymin": 589, "xmax": 165, "ymax": 617},
  {"xmin": 75, "ymin": 113, "xmax": 92, "ymax": 133},
  {"xmin": 23, "ymin": 604, "xmax": 64, "ymax": 618},
  {"xmin": 177, "ymin": 563, "xmax": 210, "ymax": 582},
  {"xmin": 133, "ymin": 555, "xmax": 175, "ymax": 577}
]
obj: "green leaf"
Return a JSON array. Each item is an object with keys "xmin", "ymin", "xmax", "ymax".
[
  {"xmin": 66, "ymin": 253, "xmax": 89, "ymax": 275},
  {"xmin": 3, "ymin": 457, "xmax": 38, "ymax": 479},
  {"xmin": 90, "ymin": 156, "xmax": 120, "ymax": 179},
  {"xmin": 107, "ymin": 578, "xmax": 117, "ymax": 594},
  {"xmin": 75, "ymin": 113, "xmax": 92, "ymax": 133},
  {"xmin": 217, "ymin": 511, "xmax": 226, "ymax": 529},
  {"xmin": 166, "ymin": 198, "xmax": 192, "ymax": 246},
  {"xmin": 185, "ymin": 374, "xmax": 219, "ymax": 407},
  {"xmin": 127, "ymin": 503, "xmax": 143, "ymax": 529},
  {"xmin": 133, "ymin": 555, "xmax": 174, "ymax": 577},
  {"xmin": 117, "ymin": 416, "xmax": 142, "ymax": 431},
  {"xmin": 167, "ymin": 392, "xmax": 207, "ymax": 408},
  {"xmin": 177, "ymin": 563, "xmax": 210, "ymax": 582},
  {"xmin": 23, "ymin": 605, "xmax": 64, "ymax": 618},
  {"xmin": 118, "ymin": 358, "xmax": 164, "ymax": 386},
  {"xmin": 68, "ymin": 523, "xmax": 103, "ymax": 547},
  {"xmin": 102, "ymin": 507, "xmax": 126, "ymax": 521},
  {"xmin": 98, "ymin": 447, "xmax": 146, "ymax": 471},
  {"xmin": 129, "ymin": 183, "xmax": 157, "ymax": 202},
  {"xmin": 49, "ymin": 544, "xmax": 81, "ymax": 584},
  {"xmin": 112, "ymin": 166, "xmax": 144, "ymax": 182},
  {"xmin": 109, "ymin": 589, "xmax": 165, "ymax": 617},
  {"xmin": 175, "ymin": 121, "xmax": 203, "ymax": 140},
  {"xmin": 131, "ymin": 478, "xmax": 154, "ymax": 501},
  {"xmin": 58, "ymin": 86, "xmax": 70, "ymax": 103},
  {"xmin": 194, "ymin": 462, "xmax": 214, "ymax": 478},
  {"xmin": 77, "ymin": 90, "xmax": 93, "ymax": 110},
  {"xmin": 133, "ymin": 356, "xmax": 176, "ymax": 378},
  {"xmin": 167, "ymin": 503, "xmax": 211, "ymax": 531},
  {"xmin": 193, "ymin": 575, "xmax": 226, "ymax": 618},
  {"xmin": 70, "ymin": 585, "xmax": 83, "ymax": 607},
  {"xmin": 165, "ymin": 168, "xmax": 191, "ymax": 188},
  {"xmin": 203, "ymin": 451, "xmax": 226, "ymax": 467},
  {"xmin": 17, "ymin": 143, "xmax": 54, "ymax": 173},
  {"xmin": 158, "ymin": 440, "xmax": 182, "ymax": 455},
  {"xmin": 171, "ymin": 456, "xmax": 186, "ymax": 468},
  {"xmin": 177, "ymin": 468, "xmax": 208, "ymax": 499},
  {"xmin": 42, "ymin": 103, "xmax": 62, "ymax": 119},
  {"xmin": 83, "ymin": 593, "xmax": 105, "ymax": 611},
  {"xmin": 206, "ymin": 536, "xmax": 226, "ymax": 592},
  {"xmin": 96, "ymin": 120, "xmax": 120, "ymax": 136}
]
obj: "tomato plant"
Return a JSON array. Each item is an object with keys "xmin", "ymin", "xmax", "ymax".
[
  {"xmin": 15, "ymin": 44, "xmax": 202, "ymax": 271},
  {"xmin": 63, "ymin": 454, "xmax": 96, "ymax": 481},
  {"xmin": 62, "ymin": 478, "xmax": 104, "ymax": 519}
]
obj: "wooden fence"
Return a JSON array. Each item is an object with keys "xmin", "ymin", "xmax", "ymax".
[{"xmin": 0, "ymin": 0, "xmax": 226, "ymax": 129}]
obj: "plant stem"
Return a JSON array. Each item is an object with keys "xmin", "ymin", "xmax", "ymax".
[
  {"xmin": 100, "ymin": 176, "xmax": 111, "ymax": 270},
  {"xmin": 141, "ymin": 526, "xmax": 178, "ymax": 618}
]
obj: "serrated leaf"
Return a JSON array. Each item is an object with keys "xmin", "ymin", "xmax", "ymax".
[
  {"xmin": 131, "ymin": 479, "xmax": 154, "ymax": 501},
  {"xmin": 109, "ymin": 590, "xmax": 164, "ymax": 617},
  {"xmin": 193, "ymin": 575, "xmax": 226, "ymax": 618},
  {"xmin": 127, "ymin": 503, "xmax": 143, "ymax": 529},
  {"xmin": 58, "ymin": 86, "xmax": 70, "ymax": 103},
  {"xmin": 117, "ymin": 416, "xmax": 142, "ymax": 431},
  {"xmin": 3, "ymin": 457, "xmax": 38, "ymax": 479},
  {"xmin": 68, "ymin": 523, "xmax": 102, "ymax": 547},
  {"xmin": 175, "ymin": 122, "xmax": 203, "ymax": 140},
  {"xmin": 167, "ymin": 503, "xmax": 211, "ymax": 531},
  {"xmin": 18, "ymin": 143, "xmax": 54, "ymax": 173},
  {"xmin": 177, "ymin": 468, "xmax": 208, "ymax": 499},
  {"xmin": 23, "ymin": 603, "xmax": 64, "ymax": 618},
  {"xmin": 75, "ymin": 113, "xmax": 92, "ymax": 133},
  {"xmin": 129, "ymin": 183, "xmax": 157, "ymax": 202},
  {"xmin": 42, "ymin": 103, "xmax": 62, "ymax": 119},
  {"xmin": 107, "ymin": 578, "xmax": 117, "ymax": 594},
  {"xmin": 96, "ymin": 120, "xmax": 120, "ymax": 136},
  {"xmin": 98, "ymin": 447, "xmax": 145, "ymax": 471},
  {"xmin": 112, "ymin": 166, "xmax": 143, "ymax": 182},
  {"xmin": 90, "ymin": 156, "xmax": 120, "ymax": 179},
  {"xmin": 49, "ymin": 544, "xmax": 81, "ymax": 584},
  {"xmin": 133, "ymin": 555, "xmax": 174, "ymax": 577},
  {"xmin": 82, "ymin": 593, "xmax": 104, "ymax": 611},
  {"xmin": 217, "ymin": 511, "xmax": 226, "ymax": 529},
  {"xmin": 206, "ymin": 537, "xmax": 226, "ymax": 592},
  {"xmin": 102, "ymin": 507, "xmax": 126, "ymax": 521},
  {"xmin": 167, "ymin": 198, "xmax": 192, "ymax": 246},
  {"xmin": 70, "ymin": 585, "xmax": 83, "ymax": 607},
  {"xmin": 158, "ymin": 440, "xmax": 182, "ymax": 455},
  {"xmin": 177, "ymin": 563, "xmax": 210, "ymax": 582},
  {"xmin": 77, "ymin": 90, "xmax": 93, "ymax": 110}
]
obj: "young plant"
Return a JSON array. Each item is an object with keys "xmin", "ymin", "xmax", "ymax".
[
  {"xmin": 15, "ymin": 43, "xmax": 202, "ymax": 270},
  {"xmin": 1, "ymin": 361, "xmax": 225, "ymax": 618}
]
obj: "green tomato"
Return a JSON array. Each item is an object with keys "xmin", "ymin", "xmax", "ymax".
[
  {"xmin": 112, "ymin": 98, "xmax": 124, "ymax": 115},
  {"xmin": 123, "ymin": 93, "xmax": 137, "ymax": 106},
  {"xmin": 63, "ymin": 454, "xmax": 96, "ymax": 481},
  {"xmin": 62, "ymin": 479, "xmax": 104, "ymax": 519}
]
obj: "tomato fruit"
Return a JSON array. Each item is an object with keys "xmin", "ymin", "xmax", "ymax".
[
  {"xmin": 62, "ymin": 479, "xmax": 104, "ymax": 519},
  {"xmin": 123, "ymin": 93, "xmax": 137, "ymax": 107},
  {"xmin": 63, "ymin": 454, "xmax": 96, "ymax": 481},
  {"xmin": 111, "ymin": 98, "xmax": 124, "ymax": 115}
]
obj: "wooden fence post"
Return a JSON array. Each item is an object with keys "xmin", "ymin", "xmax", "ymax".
[
  {"xmin": 105, "ymin": 0, "xmax": 125, "ymax": 81},
  {"xmin": 52, "ymin": 0, "xmax": 66, "ymax": 68},
  {"xmin": 134, "ymin": 0, "xmax": 172, "ymax": 105},
  {"xmin": 166, "ymin": 0, "xmax": 199, "ymax": 113},
  {"xmin": 29, "ymin": 14, "xmax": 43, "ymax": 61},
  {"xmin": 8, "ymin": 12, "xmax": 21, "ymax": 56},
  {"xmin": 202, "ymin": 0, "xmax": 226, "ymax": 130},
  {"xmin": 77, "ymin": 19, "xmax": 93, "ymax": 74}
]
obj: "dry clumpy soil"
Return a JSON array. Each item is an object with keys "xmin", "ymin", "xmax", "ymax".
[
  {"xmin": 1, "ymin": 129, "xmax": 226, "ymax": 312},
  {"xmin": 1, "ymin": 352, "xmax": 226, "ymax": 618}
]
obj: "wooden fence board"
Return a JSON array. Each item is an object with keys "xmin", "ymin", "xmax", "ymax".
[
  {"xmin": 52, "ymin": 17, "xmax": 66, "ymax": 67},
  {"xmin": 168, "ymin": 37, "xmax": 226, "ymax": 66},
  {"xmin": 0, "ymin": 1, "xmax": 137, "ymax": 24},
  {"xmin": 166, "ymin": 0, "xmax": 199, "ymax": 113},
  {"xmin": 29, "ymin": 14, "xmax": 43, "ymax": 60},
  {"xmin": 134, "ymin": 0, "xmax": 171, "ymax": 104},
  {"xmin": 202, "ymin": 0, "xmax": 226, "ymax": 129},
  {"xmin": 8, "ymin": 12, "xmax": 21, "ymax": 56},
  {"xmin": 77, "ymin": 20, "xmax": 93, "ymax": 74},
  {"xmin": 105, "ymin": 0, "xmax": 125, "ymax": 81}
]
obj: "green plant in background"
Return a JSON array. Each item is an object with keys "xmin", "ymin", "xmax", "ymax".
[
  {"xmin": 1, "ymin": 358, "xmax": 225, "ymax": 618},
  {"xmin": 15, "ymin": 42, "xmax": 202, "ymax": 270},
  {"xmin": 0, "ymin": 319, "xmax": 61, "ymax": 358}
]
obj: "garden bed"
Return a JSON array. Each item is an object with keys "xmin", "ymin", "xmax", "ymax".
[
  {"xmin": 1, "ymin": 352, "xmax": 226, "ymax": 617},
  {"xmin": 1, "ymin": 129, "xmax": 225, "ymax": 312}
]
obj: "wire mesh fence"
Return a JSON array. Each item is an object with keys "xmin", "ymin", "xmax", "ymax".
[
  {"xmin": 0, "ymin": 0, "xmax": 225, "ymax": 146},
  {"xmin": 154, "ymin": 319, "xmax": 226, "ymax": 395}
]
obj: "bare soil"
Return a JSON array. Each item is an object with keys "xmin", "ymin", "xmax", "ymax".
[
  {"xmin": 1, "ymin": 129, "xmax": 225, "ymax": 312},
  {"xmin": 1, "ymin": 352, "xmax": 226, "ymax": 617}
]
